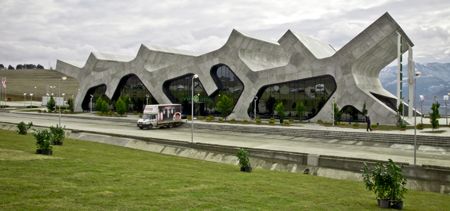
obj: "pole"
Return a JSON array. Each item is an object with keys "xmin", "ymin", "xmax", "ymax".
[
  {"xmin": 254, "ymin": 97, "xmax": 258, "ymax": 120},
  {"xmin": 59, "ymin": 79, "xmax": 61, "ymax": 126},
  {"xmin": 414, "ymin": 76, "xmax": 417, "ymax": 165},
  {"xmin": 191, "ymin": 76, "xmax": 194, "ymax": 144},
  {"xmin": 421, "ymin": 100, "xmax": 423, "ymax": 124}
]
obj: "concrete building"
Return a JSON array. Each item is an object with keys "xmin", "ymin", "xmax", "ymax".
[{"xmin": 56, "ymin": 12, "xmax": 415, "ymax": 124}]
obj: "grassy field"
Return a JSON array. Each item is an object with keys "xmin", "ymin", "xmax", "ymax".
[
  {"xmin": 1, "ymin": 130, "xmax": 450, "ymax": 210},
  {"xmin": 0, "ymin": 69, "xmax": 79, "ymax": 101}
]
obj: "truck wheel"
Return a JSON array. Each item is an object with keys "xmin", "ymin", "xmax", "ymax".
[
  {"xmin": 139, "ymin": 127, "xmax": 143, "ymax": 129},
  {"xmin": 168, "ymin": 123, "xmax": 173, "ymax": 128}
]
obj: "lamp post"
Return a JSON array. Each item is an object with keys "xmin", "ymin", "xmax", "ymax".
[
  {"xmin": 30, "ymin": 93, "xmax": 33, "ymax": 107},
  {"xmin": 419, "ymin": 95, "xmax": 424, "ymax": 124},
  {"xmin": 90, "ymin": 94, "xmax": 93, "ymax": 114},
  {"xmin": 34, "ymin": 86, "xmax": 37, "ymax": 102},
  {"xmin": 191, "ymin": 74, "xmax": 198, "ymax": 144},
  {"xmin": 414, "ymin": 72, "xmax": 421, "ymax": 165},
  {"xmin": 23, "ymin": 93, "xmax": 26, "ymax": 106},
  {"xmin": 59, "ymin": 77, "xmax": 67, "ymax": 126},
  {"xmin": 62, "ymin": 93, "xmax": 66, "ymax": 111},
  {"xmin": 332, "ymin": 97, "xmax": 335, "ymax": 126},
  {"xmin": 254, "ymin": 96, "xmax": 258, "ymax": 119}
]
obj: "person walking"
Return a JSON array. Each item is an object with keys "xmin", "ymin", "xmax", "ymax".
[{"xmin": 366, "ymin": 116, "xmax": 372, "ymax": 131}]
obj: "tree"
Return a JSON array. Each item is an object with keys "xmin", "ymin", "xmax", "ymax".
[
  {"xmin": 429, "ymin": 101, "xmax": 440, "ymax": 130},
  {"xmin": 332, "ymin": 103, "xmax": 344, "ymax": 124},
  {"xmin": 68, "ymin": 98, "xmax": 74, "ymax": 113},
  {"xmin": 396, "ymin": 104, "xmax": 403, "ymax": 127},
  {"xmin": 101, "ymin": 100, "xmax": 109, "ymax": 114},
  {"xmin": 0, "ymin": 64, "xmax": 4, "ymax": 70},
  {"xmin": 275, "ymin": 102, "xmax": 285, "ymax": 123},
  {"xmin": 295, "ymin": 102, "xmax": 306, "ymax": 122},
  {"xmin": 8, "ymin": 65, "xmax": 14, "ymax": 70},
  {"xmin": 216, "ymin": 95, "xmax": 234, "ymax": 120},
  {"xmin": 47, "ymin": 96, "xmax": 56, "ymax": 111},
  {"xmin": 94, "ymin": 97, "xmax": 103, "ymax": 111},
  {"xmin": 124, "ymin": 95, "xmax": 131, "ymax": 112},
  {"xmin": 37, "ymin": 64, "xmax": 44, "ymax": 69},
  {"xmin": 115, "ymin": 97, "xmax": 127, "ymax": 116},
  {"xmin": 16, "ymin": 64, "xmax": 23, "ymax": 69}
]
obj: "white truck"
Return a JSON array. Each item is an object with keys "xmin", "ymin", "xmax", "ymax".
[{"xmin": 137, "ymin": 104, "xmax": 183, "ymax": 129}]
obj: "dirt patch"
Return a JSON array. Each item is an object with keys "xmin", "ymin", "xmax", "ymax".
[{"xmin": 0, "ymin": 148, "xmax": 58, "ymax": 161}]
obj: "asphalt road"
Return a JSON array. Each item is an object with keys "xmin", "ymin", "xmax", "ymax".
[{"xmin": 1, "ymin": 111, "xmax": 450, "ymax": 167}]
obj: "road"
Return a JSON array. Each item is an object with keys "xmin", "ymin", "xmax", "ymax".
[{"xmin": 1, "ymin": 111, "xmax": 450, "ymax": 167}]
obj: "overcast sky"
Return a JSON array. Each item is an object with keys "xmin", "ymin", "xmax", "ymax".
[{"xmin": 1, "ymin": 0, "xmax": 449, "ymax": 69}]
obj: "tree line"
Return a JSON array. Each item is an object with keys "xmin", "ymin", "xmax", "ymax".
[{"xmin": 0, "ymin": 64, "xmax": 45, "ymax": 70}]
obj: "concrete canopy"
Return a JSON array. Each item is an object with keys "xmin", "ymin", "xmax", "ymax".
[{"xmin": 56, "ymin": 12, "xmax": 413, "ymax": 124}]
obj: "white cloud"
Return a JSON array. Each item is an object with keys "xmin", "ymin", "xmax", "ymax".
[{"xmin": 0, "ymin": 0, "xmax": 449, "ymax": 68}]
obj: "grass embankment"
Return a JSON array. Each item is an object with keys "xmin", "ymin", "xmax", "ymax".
[{"xmin": 1, "ymin": 129, "xmax": 449, "ymax": 210}]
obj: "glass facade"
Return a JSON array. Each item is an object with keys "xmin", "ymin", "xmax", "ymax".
[
  {"xmin": 82, "ymin": 74, "xmax": 156, "ymax": 112},
  {"xmin": 82, "ymin": 84, "xmax": 109, "ymax": 111},
  {"xmin": 163, "ymin": 64, "xmax": 244, "ymax": 116},
  {"xmin": 111, "ymin": 74, "xmax": 156, "ymax": 112},
  {"xmin": 255, "ymin": 75, "xmax": 336, "ymax": 120}
]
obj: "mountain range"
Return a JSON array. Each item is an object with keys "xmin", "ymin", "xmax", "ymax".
[{"xmin": 379, "ymin": 62, "xmax": 450, "ymax": 113}]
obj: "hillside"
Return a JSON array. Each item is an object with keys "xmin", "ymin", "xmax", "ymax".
[{"xmin": 0, "ymin": 69, "xmax": 79, "ymax": 102}]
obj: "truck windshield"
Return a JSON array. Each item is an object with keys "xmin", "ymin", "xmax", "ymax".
[{"xmin": 142, "ymin": 114, "xmax": 154, "ymax": 120}]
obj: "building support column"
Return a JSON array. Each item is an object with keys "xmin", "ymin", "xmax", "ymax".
[
  {"xmin": 397, "ymin": 32, "xmax": 402, "ymax": 109},
  {"xmin": 408, "ymin": 45, "xmax": 414, "ymax": 118}
]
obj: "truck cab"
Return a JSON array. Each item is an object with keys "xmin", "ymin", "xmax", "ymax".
[{"xmin": 137, "ymin": 104, "xmax": 182, "ymax": 129}]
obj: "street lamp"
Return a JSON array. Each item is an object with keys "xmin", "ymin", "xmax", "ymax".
[
  {"xmin": 30, "ymin": 93, "xmax": 33, "ymax": 107},
  {"xmin": 34, "ymin": 86, "xmax": 37, "ymax": 102},
  {"xmin": 59, "ymin": 77, "xmax": 67, "ymax": 126},
  {"xmin": 23, "ymin": 93, "xmax": 26, "ymax": 106},
  {"xmin": 413, "ymin": 72, "xmax": 421, "ymax": 165},
  {"xmin": 254, "ymin": 96, "xmax": 258, "ymax": 120},
  {"xmin": 191, "ymin": 74, "xmax": 198, "ymax": 144},
  {"xmin": 419, "ymin": 95, "xmax": 424, "ymax": 124},
  {"xmin": 90, "ymin": 94, "xmax": 93, "ymax": 114}
]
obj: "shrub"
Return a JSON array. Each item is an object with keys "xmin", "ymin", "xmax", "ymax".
[
  {"xmin": 108, "ymin": 111, "xmax": 113, "ymax": 116},
  {"xmin": 230, "ymin": 118, "xmax": 236, "ymax": 121},
  {"xmin": 417, "ymin": 123, "xmax": 424, "ymax": 127},
  {"xmin": 133, "ymin": 111, "xmax": 138, "ymax": 115},
  {"xmin": 218, "ymin": 118, "xmax": 223, "ymax": 121},
  {"xmin": 284, "ymin": 121, "xmax": 290, "ymax": 125},
  {"xmin": 16, "ymin": 121, "xmax": 33, "ymax": 135},
  {"xmin": 317, "ymin": 119, "xmax": 323, "ymax": 123},
  {"xmin": 270, "ymin": 117, "xmax": 274, "ymax": 121},
  {"xmin": 371, "ymin": 124, "xmax": 378, "ymax": 128},
  {"xmin": 217, "ymin": 95, "xmax": 234, "ymax": 120},
  {"xmin": 353, "ymin": 123, "xmax": 360, "ymax": 126},
  {"xmin": 237, "ymin": 148, "xmax": 250, "ymax": 168},
  {"xmin": 205, "ymin": 117, "xmax": 211, "ymax": 121},
  {"xmin": 255, "ymin": 116, "xmax": 260, "ymax": 120},
  {"xmin": 97, "ymin": 111, "xmax": 102, "ymax": 115},
  {"xmin": 269, "ymin": 120, "xmax": 275, "ymax": 124},
  {"xmin": 187, "ymin": 116, "xmax": 192, "ymax": 119},
  {"xmin": 198, "ymin": 116, "xmax": 204, "ymax": 119},
  {"xmin": 256, "ymin": 120, "xmax": 261, "ymax": 123},
  {"xmin": 33, "ymin": 129, "xmax": 52, "ymax": 150},
  {"xmin": 400, "ymin": 124, "xmax": 406, "ymax": 128},
  {"xmin": 339, "ymin": 122, "xmax": 346, "ymax": 125},
  {"xmin": 49, "ymin": 125, "xmax": 66, "ymax": 143},
  {"xmin": 68, "ymin": 98, "xmax": 74, "ymax": 113},
  {"xmin": 243, "ymin": 119, "xmax": 248, "ymax": 122},
  {"xmin": 324, "ymin": 121, "xmax": 331, "ymax": 124},
  {"xmin": 289, "ymin": 118, "xmax": 294, "ymax": 122}
]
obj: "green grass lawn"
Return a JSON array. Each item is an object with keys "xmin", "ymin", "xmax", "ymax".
[{"xmin": 1, "ymin": 129, "xmax": 449, "ymax": 210}]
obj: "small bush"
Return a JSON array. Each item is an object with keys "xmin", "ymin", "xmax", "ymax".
[
  {"xmin": 417, "ymin": 123, "xmax": 424, "ymax": 127},
  {"xmin": 284, "ymin": 121, "xmax": 290, "ymax": 125},
  {"xmin": 256, "ymin": 120, "xmax": 261, "ymax": 123},
  {"xmin": 339, "ymin": 122, "xmax": 346, "ymax": 125},
  {"xmin": 243, "ymin": 119, "xmax": 248, "ymax": 122},
  {"xmin": 97, "ymin": 111, "xmax": 102, "ymax": 115},
  {"xmin": 187, "ymin": 116, "xmax": 192, "ymax": 119},
  {"xmin": 230, "ymin": 118, "xmax": 236, "ymax": 121},
  {"xmin": 205, "ymin": 117, "xmax": 211, "ymax": 121},
  {"xmin": 255, "ymin": 116, "xmax": 260, "ymax": 120},
  {"xmin": 133, "ymin": 111, "xmax": 138, "ymax": 115},
  {"xmin": 269, "ymin": 120, "xmax": 275, "ymax": 124},
  {"xmin": 371, "ymin": 124, "xmax": 378, "ymax": 128},
  {"xmin": 289, "ymin": 118, "xmax": 293, "ymax": 122},
  {"xmin": 218, "ymin": 118, "xmax": 223, "ymax": 121},
  {"xmin": 353, "ymin": 123, "xmax": 360, "ymax": 126},
  {"xmin": 324, "ymin": 121, "xmax": 331, "ymax": 124},
  {"xmin": 270, "ymin": 117, "xmax": 274, "ymax": 121},
  {"xmin": 198, "ymin": 116, "xmax": 205, "ymax": 119},
  {"xmin": 317, "ymin": 119, "xmax": 323, "ymax": 123},
  {"xmin": 401, "ymin": 124, "xmax": 407, "ymax": 128}
]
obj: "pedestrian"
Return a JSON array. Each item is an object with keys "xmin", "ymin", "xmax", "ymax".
[{"xmin": 366, "ymin": 116, "xmax": 372, "ymax": 131}]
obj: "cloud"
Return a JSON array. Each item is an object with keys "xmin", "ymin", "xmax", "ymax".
[{"xmin": 0, "ymin": 0, "xmax": 449, "ymax": 69}]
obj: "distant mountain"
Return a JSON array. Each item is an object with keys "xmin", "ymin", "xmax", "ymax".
[{"xmin": 379, "ymin": 63, "xmax": 450, "ymax": 109}]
